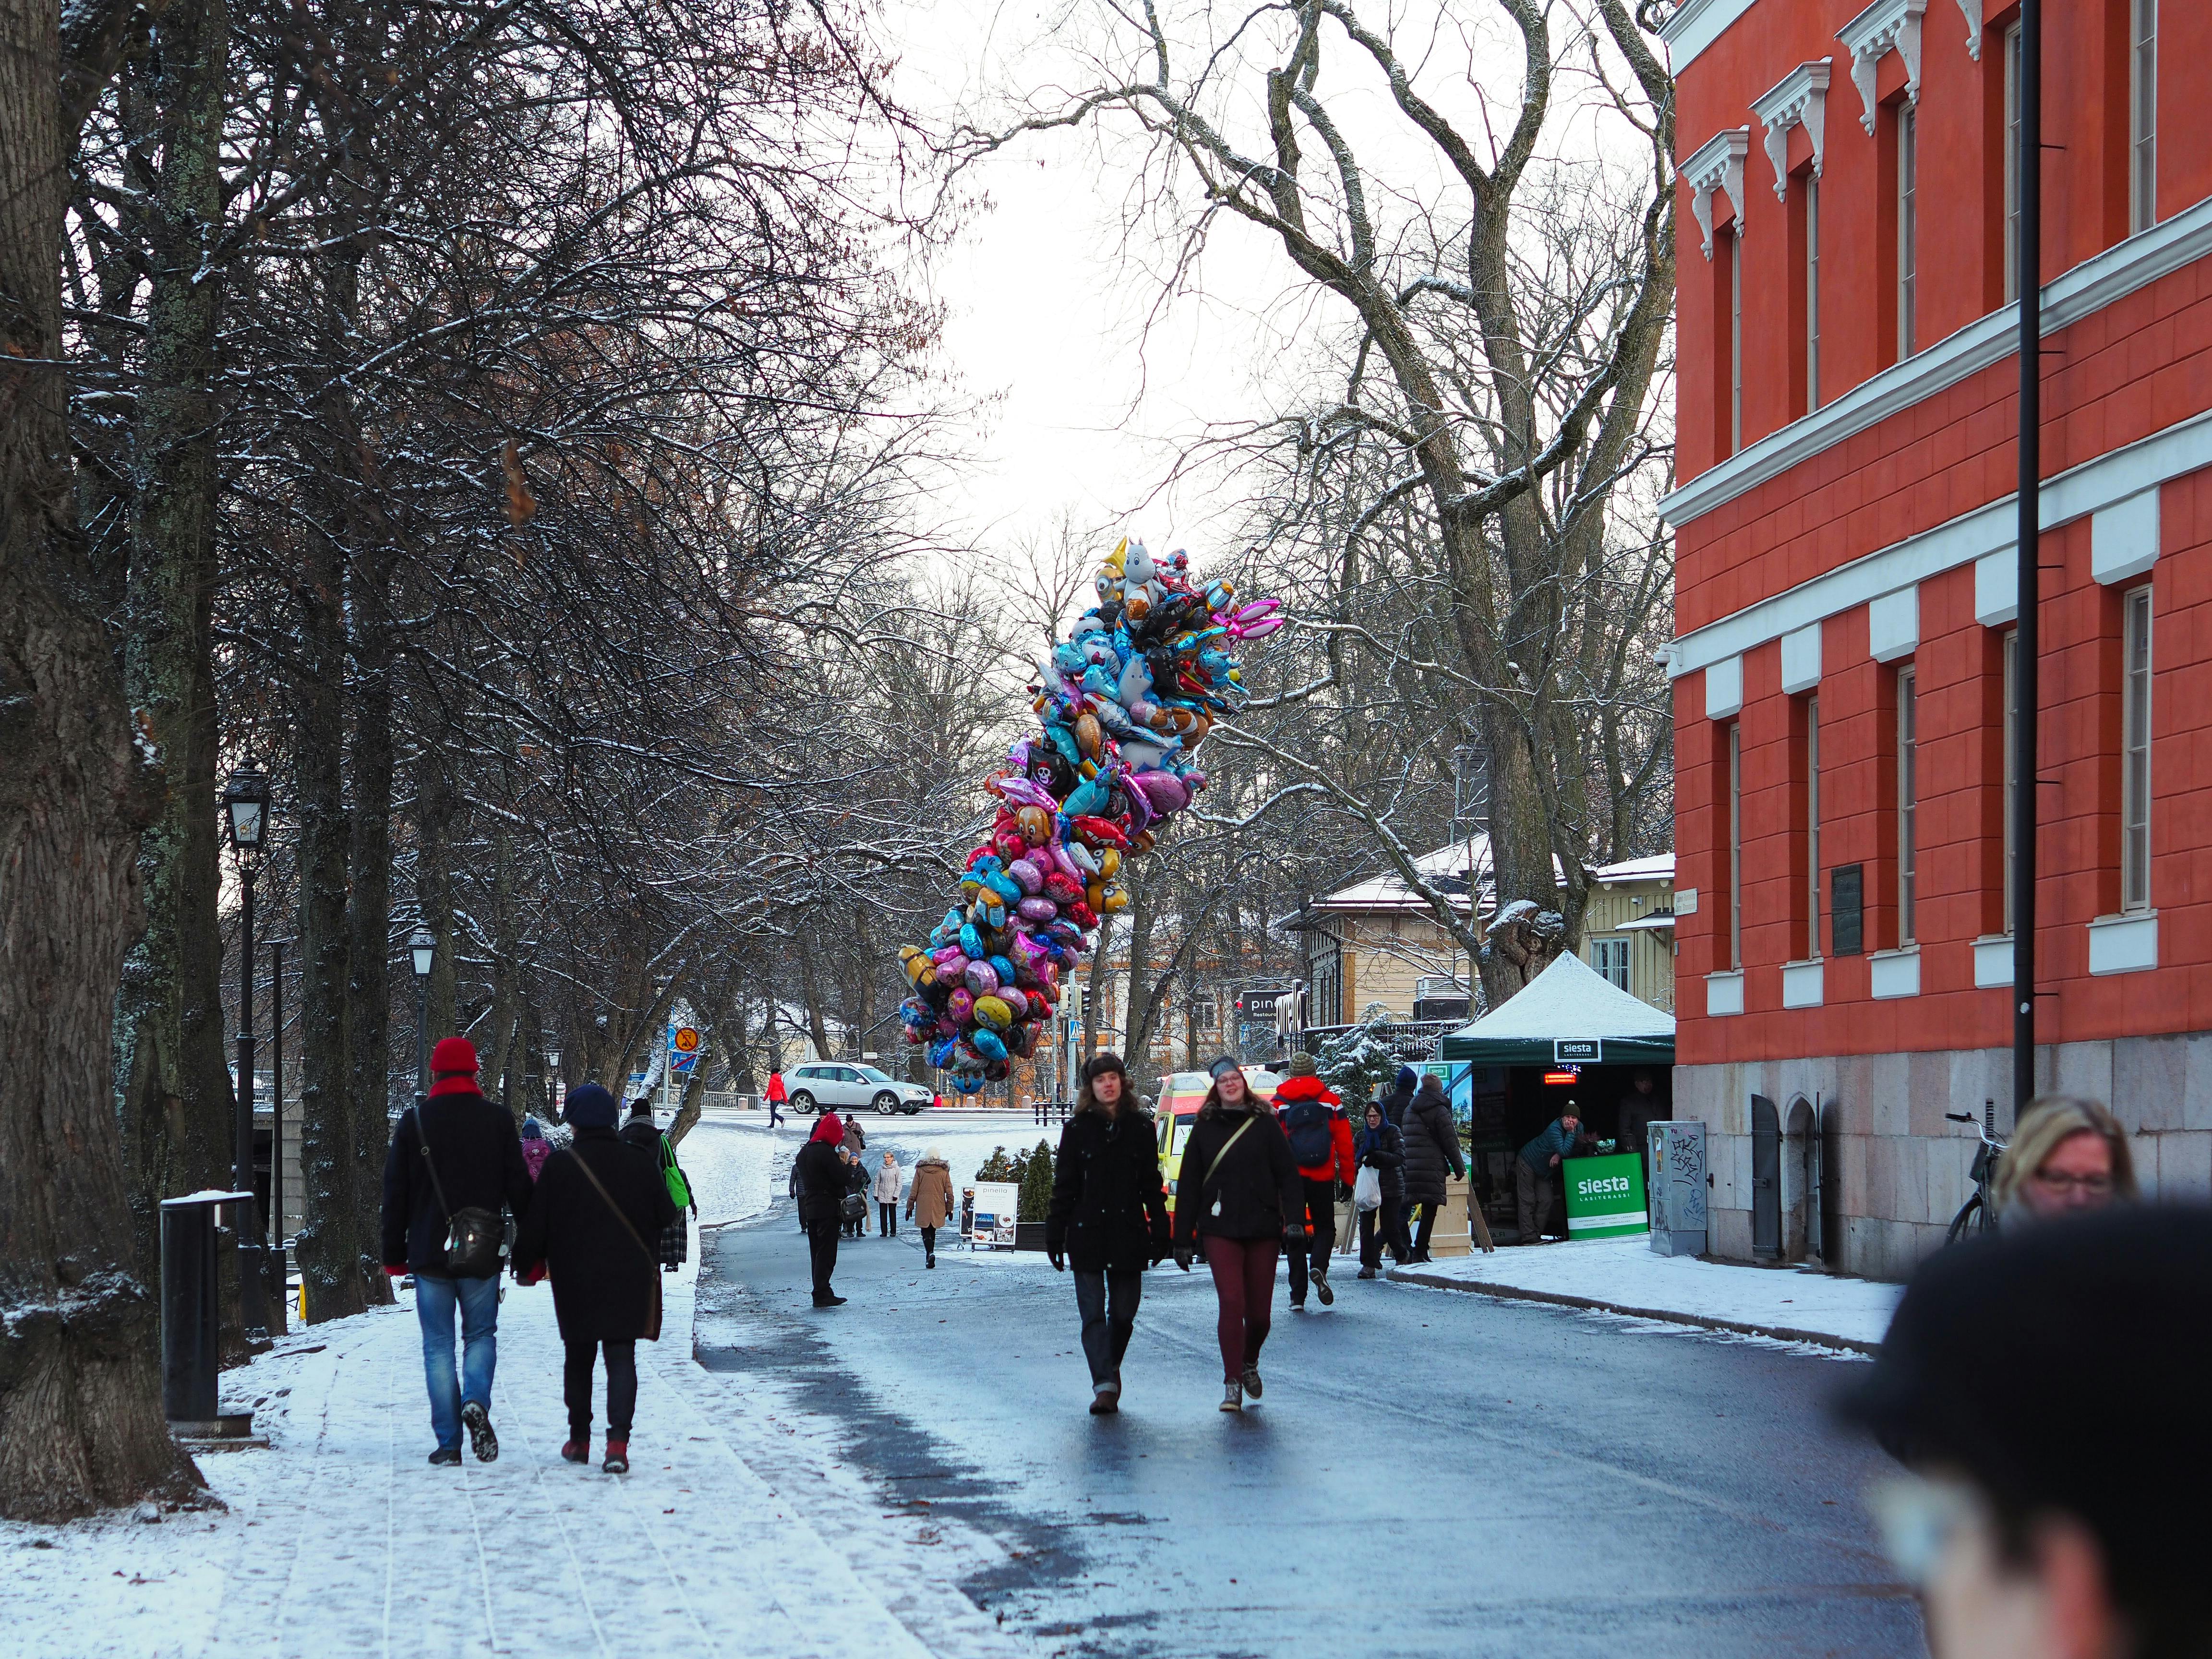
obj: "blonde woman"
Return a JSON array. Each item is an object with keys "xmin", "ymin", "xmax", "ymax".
[{"xmin": 1991, "ymin": 1096, "xmax": 2137, "ymax": 1223}]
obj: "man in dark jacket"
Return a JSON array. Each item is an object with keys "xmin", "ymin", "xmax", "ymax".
[
  {"xmin": 514, "ymin": 1084, "xmax": 675, "ymax": 1473},
  {"xmin": 1400, "ymin": 1073, "xmax": 1467, "ymax": 1263},
  {"xmin": 792, "ymin": 1113, "xmax": 850, "ymax": 1305},
  {"xmin": 380, "ymin": 1036, "xmax": 532, "ymax": 1466},
  {"xmin": 1046, "ymin": 1052, "xmax": 1171, "ymax": 1414},
  {"xmin": 1274, "ymin": 1053, "xmax": 1355, "ymax": 1310},
  {"xmin": 1381, "ymin": 1064, "xmax": 1419, "ymax": 1242},
  {"xmin": 1516, "ymin": 1108, "xmax": 1587, "ymax": 1243}
]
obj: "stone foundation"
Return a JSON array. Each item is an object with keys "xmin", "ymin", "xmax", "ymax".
[{"xmin": 1674, "ymin": 1033, "xmax": 2212, "ymax": 1283}]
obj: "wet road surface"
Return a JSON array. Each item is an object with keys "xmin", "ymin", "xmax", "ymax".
[{"xmin": 693, "ymin": 1118, "xmax": 1923, "ymax": 1659}]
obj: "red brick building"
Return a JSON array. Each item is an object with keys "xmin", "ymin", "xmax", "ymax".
[{"xmin": 1662, "ymin": 0, "xmax": 2212, "ymax": 1275}]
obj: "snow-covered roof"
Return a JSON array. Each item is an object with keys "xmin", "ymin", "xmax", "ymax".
[
  {"xmin": 1616, "ymin": 911, "xmax": 1676, "ymax": 932},
  {"xmin": 1309, "ymin": 841, "xmax": 1491, "ymax": 915},
  {"xmin": 1445, "ymin": 949, "xmax": 1674, "ymax": 1045},
  {"xmin": 1590, "ymin": 853, "xmax": 1675, "ymax": 884}
]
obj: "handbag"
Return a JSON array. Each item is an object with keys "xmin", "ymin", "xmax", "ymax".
[
  {"xmin": 564, "ymin": 1147, "xmax": 664, "ymax": 1341},
  {"xmin": 413, "ymin": 1105, "xmax": 503, "ymax": 1278},
  {"xmin": 656, "ymin": 1135, "xmax": 693, "ymax": 1211},
  {"xmin": 1200, "ymin": 1117, "xmax": 1256, "ymax": 1217},
  {"xmin": 840, "ymin": 1190, "xmax": 867, "ymax": 1223},
  {"xmin": 1353, "ymin": 1164, "xmax": 1383, "ymax": 1212}
]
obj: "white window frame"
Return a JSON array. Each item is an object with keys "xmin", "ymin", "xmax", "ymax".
[
  {"xmin": 2003, "ymin": 628, "xmax": 2019, "ymax": 935},
  {"xmin": 1898, "ymin": 667, "xmax": 1918, "ymax": 945},
  {"xmin": 1806, "ymin": 695, "xmax": 1822, "ymax": 957},
  {"xmin": 2004, "ymin": 22, "xmax": 2023, "ymax": 302},
  {"xmin": 1898, "ymin": 103, "xmax": 1918, "ymax": 359},
  {"xmin": 1727, "ymin": 224, "xmax": 1744, "ymax": 454},
  {"xmin": 1591, "ymin": 937, "xmax": 1632, "ymax": 993},
  {"xmin": 2131, "ymin": 0, "xmax": 2158, "ymax": 234},
  {"xmin": 1805, "ymin": 175, "xmax": 1821, "ymax": 412},
  {"xmin": 2122, "ymin": 585, "xmax": 2153, "ymax": 912},
  {"xmin": 1729, "ymin": 721, "xmax": 1744, "ymax": 971}
]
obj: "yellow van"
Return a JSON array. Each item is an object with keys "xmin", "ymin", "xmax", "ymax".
[{"xmin": 1156, "ymin": 1067, "xmax": 1281, "ymax": 1222}]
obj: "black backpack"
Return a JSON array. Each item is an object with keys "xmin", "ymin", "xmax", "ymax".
[{"xmin": 1284, "ymin": 1100, "xmax": 1335, "ymax": 1169}]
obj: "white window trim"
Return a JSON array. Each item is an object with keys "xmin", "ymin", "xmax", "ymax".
[
  {"xmin": 1839, "ymin": 0, "xmax": 1928, "ymax": 134},
  {"xmin": 1705, "ymin": 970, "xmax": 1746, "ymax": 1017},
  {"xmin": 2088, "ymin": 910, "xmax": 2159, "ymax": 975},
  {"xmin": 1661, "ymin": 193, "xmax": 2212, "ymax": 529},
  {"xmin": 1667, "ymin": 0, "xmax": 1975, "ymax": 73},
  {"xmin": 1683, "ymin": 126, "xmax": 1751, "ymax": 261},
  {"xmin": 1752, "ymin": 60, "xmax": 1832, "ymax": 200},
  {"xmin": 1781, "ymin": 959, "xmax": 1827, "ymax": 1009},
  {"xmin": 2121, "ymin": 585, "xmax": 2154, "ymax": 914},
  {"xmin": 1869, "ymin": 945, "xmax": 1922, "ymax": 999}
]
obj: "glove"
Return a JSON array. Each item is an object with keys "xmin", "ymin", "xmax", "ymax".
[
  {"xmin": 1048, "ymin": 1248, "xmax": 1065, "ymax": 1272},
  {"xmin": 1173, "ymin": 1248, "xmax": 1192, "ymax": 1272},
  {"xmin": 1336, "ymin": 1180, "xmax": 1353, "ymax": 1202},
  {"xmin": 1283, "ymin": 1225, "xmax": 1309, "ymax": 1250}
]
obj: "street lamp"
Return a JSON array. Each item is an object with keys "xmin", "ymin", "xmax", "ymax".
[
  {"xmin": 545, "ymin": 1045, "xmax": 562, "ymax": 1118},
  {"xmin": 409, "ymin": 928, "xmax": 435, "ymax": 1095},
  {"xmin": 222, "ymin": 758, "xmax": 274, "ymax": 1339}
]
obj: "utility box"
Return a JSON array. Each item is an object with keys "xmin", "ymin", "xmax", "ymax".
[{"xmin": 1648, "ymin": 1121, "xmax": 1708, "ymax": 1257}]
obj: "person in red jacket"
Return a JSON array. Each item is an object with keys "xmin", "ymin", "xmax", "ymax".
[
  {"xmin": 764, "ymin": 1069, "xmax": 787, "ymax": 1127},
  {"xmin": 1274, "ymin": 1053, "xmax": 1355, "ymax": 1310}
]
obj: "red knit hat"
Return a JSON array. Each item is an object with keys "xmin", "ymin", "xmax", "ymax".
[{"xmin": 431, "ymin": 1037, "xmax": 479, "ymax": 1077}]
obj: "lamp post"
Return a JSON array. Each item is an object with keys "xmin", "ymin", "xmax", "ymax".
[
  {"xmin": 410, "ymin": 929, "xmax": 436, "ymax": 1096},
  {"xmin": 545, "ymin": 1045, "xmax": 562, "ymax": 1118},
  {"xmin": 222, "ymin": 758, "xmax": 274, "ymax": 1340}
]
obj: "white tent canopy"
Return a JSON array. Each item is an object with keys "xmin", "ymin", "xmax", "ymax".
[{"xmin": 1439, "ymin": 949, "xmax": 1674, "ymax": 1064}]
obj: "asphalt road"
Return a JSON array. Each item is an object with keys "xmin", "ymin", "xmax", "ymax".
[{"xmin": 694, "ymin": 1117, "xmax": 1923, "ymax": 1659}]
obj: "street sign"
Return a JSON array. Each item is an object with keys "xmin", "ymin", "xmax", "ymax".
[
  {"xmin": 1553, "ymin": 1037, "xmax": 1602, "ymax": 1064},
  {"xmin": 670, "ymin": 1049, "xmax": 698, "ymax": 1074},
  {"xmin": 672, "ymin": 1026, "xmax": 701, "ymax": 1054}
]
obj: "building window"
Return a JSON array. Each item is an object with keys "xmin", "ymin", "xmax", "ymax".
[
  {"xmin": 2131, "ymin": 0, "xmax": 2158, "ymax": 233},
  {"xmin": 1189, "ymin": 995, "xmax": 1217, "ymax": 1033},
  {"xmin": 2123, "ymin": 585, "xmax": 2153, "ymax": 911},
  {"xmin": 1728, "ymin": 721, "xmax": 1743, "ymax": 971},
  {"xmin": 2004, "ymin": 22, "xmax": 2023, "ymax": 302},
  {"xmin": 2003, "ymin": 628, "xmax": 2019, "ymax": 934},
  {"xmin": 1591, "ymin": 938, "xmax": 1631, "ymax": 992},
  {"xmin": 1898, "ymin": 667, "xmax": 1918, "ymax": 945},
  {"xmin": 1805, "ymin": 696, "xmax": 1822, "ymax": 955},
  {"xmin": 1898, "ymin": 104, "xmax": 1918, "ymax": 358},
  {"xmin": 1805, "ymin": 176, "xmax": 1821, "ymax": 412},
  {"xmin": 1726, "ymin": 225, "xmax": 1743, "ymax": 454}
]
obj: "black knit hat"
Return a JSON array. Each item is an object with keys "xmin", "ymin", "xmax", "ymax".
[{"xmin": 1084, "ymin": 1052, "xmax": 1128, "ymax": 1083}]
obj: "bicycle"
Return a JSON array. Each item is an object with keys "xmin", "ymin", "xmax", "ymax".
[{"xmin": 1944, "ymin": 1099, "xmax": 2008, "ymax": 1244}]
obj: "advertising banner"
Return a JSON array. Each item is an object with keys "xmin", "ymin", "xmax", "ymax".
[
  {"xmin": 970, "ymin": 1181, "xmax": 1020, "ymax": 1249},
  {"xmin": 1562, "ymin": 1151, "xmax": 1649, "ymax": 1238}
]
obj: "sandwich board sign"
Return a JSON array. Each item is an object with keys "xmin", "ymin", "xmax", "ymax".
[{"xmin": 970, "ymin": 1181, "xmax": 1019, "ymax": 1249}]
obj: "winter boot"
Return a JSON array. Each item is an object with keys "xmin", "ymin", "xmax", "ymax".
[
  {"xmin": 602, "ymin": 1440, "xmax": 629, "ymax": 1475},
  {"xmin": 1240, "ymin": 1363, "xmax": 1263, "ymax": 1400},
  {"xmin": 813, "ymin": 1292, "xmax": 847, "ymax": 1307},
  {"xmin": 1089, "ymin": 1379, "xmax": 1121, "ymax": 1415},
  {"xmin": 427, "ymin": 1446, "xmax": 462, "ymax": 1467},
  {"xmin": 1218, "ymin": 1380, "xmax": 1243, "ymax": 1413},
  {"xmin": 1314, "ymin": 1266, "xmax": 1334, "ymax": 1307},
  {"xmin": 1357, "ymin": 1266, "xmax": 1377, "ymax": 1280},
  {"xmin": 461, "ymin": 1400, "xmax": 499, "ymax": 1463},
  {"xmin": 926, "ymin": 1251, "xmax": 936, "ymax": 1269},
  {"xmin": 560, "ymin": 1440, "xmax": 590, "ymax": 1465}
]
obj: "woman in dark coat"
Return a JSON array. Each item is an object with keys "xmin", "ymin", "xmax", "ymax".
[
  {"xmin": 1400, "ymin": 1073, "xmax": 1467, "ymax": 1263},
  {"xmin": 1170, "ymin": 1057, "xmax": 1306, "ymax": 1412},
  {"xmin": 1354, "ymin": 1099, "xmax": 1409, "ymax": 1277},
  {"xmin": 791, "ymin": 1112, "xmax": 850, "ymax": 1306},
  {"xmin": 1045, "ymin": 1052, "xmax": 1170, "ymax": 1415},
  {"xmin": 513, "ymin": 1085, "xmax": 676, "ymax": 1474}
]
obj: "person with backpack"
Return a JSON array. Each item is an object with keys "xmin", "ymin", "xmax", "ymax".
[
  {"xmin": 1170, "ymin": 1057, "xmax": 1306, "ymax": 1413},
  {"xmin": 873, "ymin": 1152, "xmax": 903, "ymax": 1237},
  {"xmin": 379, "ymin": 1037, "xmax": 532, "ymax": 1466},
  {"xmin": 1353, "ymin": 1099, "xmax": 1408, "ymax": 1277},
  {"xmin": 906, "ymin": 1146, "xmax": 953, "ymax": 1267},
  {"xmin": 1401, "ymin": 1072, "xmax": 1466, "ymax": 1264},
  {"xmin": 513, "ymin": 1084, "xmax": 676, "ymax": 1474},
  {"xmin": 764, "ymin": 1069, "xmax": 787, "ymax": 1127},
  {"xmin": 792, "ymin": 1112, "xmax": 850, "ymax": 1305},
  {"xmin": 1273, "ymin": 1053, "xmax": 1354, "ymax": 1310},
  {"xmin": 619, "ymin": 1100, "xmax": 696, "ymax": 1270},
  {"xmin": 1045, "ymin": 1053, "xmax": 1171, "ymax": 1415}
]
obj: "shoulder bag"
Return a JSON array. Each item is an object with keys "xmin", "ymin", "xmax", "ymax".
[
  {"xmin": 414, "ymin": 1104, "xmax": 504, "ymax": 1279},
  {"xmin": 1200, "ymin": 1116, "xmax": 1256, "ymax": 1219},
  {"xmin": 564, "ymin": 1146, "xmax": 664, "ymax": 1341}
]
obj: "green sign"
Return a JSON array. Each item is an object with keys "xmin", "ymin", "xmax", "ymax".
[{"xmin": 1562, "ymin": 1151, "xmax": 1648, "ymax": 1238}]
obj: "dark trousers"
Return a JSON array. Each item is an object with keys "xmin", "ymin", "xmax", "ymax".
[
  {"xmin": 768, "ymin": 1101, "xmax": 783, "ymax": 1125},
  {"xmin": 1202, "ymin": 1236, "xmax": 1279, "ymax": 1381},
  {"xmin": 1358, "ymin": 1201, "xmax": 1410, "ymax": 1269},
  {"xmin": 1285, "ymin": 1176, "xmax": 1335, "ymax": 1302},
  {"xmin": 806, "ymin": 1218, "xmax": 841, "ymax": 1297},
  {"xmin": 563, "ymin": 1337, "xmax": 637, "ymax": 1441},
  {"xmin": 1410, "ymin": 1201, "xmax": 1444, "ymax": 1260},
  {"xmin": 1072, "ymin": 1269, "xmax": 1142, "ymax": 1385},
  {"xmin": 1515, "ymin": 1161, "xmax": 1558, "ymax": 1240},
  {"xmin": 920, "ymin": 1225, "xmax": 937, "ymax": 1256},
  {"xmin": 878, "ymin": 1202, "xmax": 897, "ymax": 1235}
]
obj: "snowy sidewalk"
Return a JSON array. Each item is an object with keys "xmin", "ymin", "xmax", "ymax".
[
  {"xmin": 4, "ymin": 1123, "xmax": 1042, "ymax": 1659},
  {"xmin": 1390, "ymin": 1237, "xmax": 1903, "ymax": 1352}
]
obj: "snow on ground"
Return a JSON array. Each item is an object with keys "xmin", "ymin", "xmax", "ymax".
[
  {"xmin": 1397, "ymin": 1235, "xmax": 1904, "ymax": 1349},
  {"xmin": 1, "ymin": 1110, "xmax": 1044, "ymax": 1659}
]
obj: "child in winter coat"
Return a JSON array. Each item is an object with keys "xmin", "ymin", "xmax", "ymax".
[
  {"xmin": 520, "ymin": 1116, "xmax": 553, "ymax": 1183},
  {"xmin": 873, "ymin": 1153, "xmax": 903, "ymax": 1237}
]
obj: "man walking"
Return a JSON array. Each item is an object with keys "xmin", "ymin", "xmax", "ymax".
[
  {"xmin": 381, "ymin": 1037, "xmax": 532, "ymax": 1465},
  {"xmin": 1515, "ymin": 1107, "xmax": 1586, "ymax": 1244},
  {"xmin": 1274, "ymin": 1053, "xmax": 1353, "ymax": 1309},
  {"xmin": 764, "ymin": 1069, "xmax": 787, "ymax": 1127},
  {"xmin": 792, "ymin": 1112, "xmax": 850, "ymax": 1306}
]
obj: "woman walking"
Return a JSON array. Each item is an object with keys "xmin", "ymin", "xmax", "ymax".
[
  {"xmin": 906, "ymin": 1147, "xmax": 953, "ymax": 1267},
  {"xmin": 1170, "ymin": 1056, "xmax": 1305, "ymax": 1413},
  {"xmin": 513, "ymin": 1084, "xmax": 676, "ymax": 1474},
  {"xmin": 1354, "ymin": 1100, "xmax": 1409, "ymax": 1277},
  {"xmin": 765, "ymin": 1069, "xmax": 787, "ymax": 1127},
  {"xmin": 792, "ymin": 1112, "xmax": 849, "ymax": 1306},
  {"xmin": 874, "ymin": 1152, "xmax": 903, "ymax": 1237},
  {"xmin": 1045, "ymin": 1053, "xmax": 1170, "ymax": 1415},
  {"xmin": 1401, "ymin": 1073, "xmax": 1466, "ymax": 1263}
]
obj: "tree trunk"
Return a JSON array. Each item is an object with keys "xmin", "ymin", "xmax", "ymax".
[
  {"xmin": 0, "ymin": 0, "xmax": 201, "ymax": 1518},
  {"xmin": 1119, "ymin": 875, "xmax": 1156, "ymax": 1090},
  {"xmin": 414, "ymin": 751, "xmax": 458, "ymax": 1045},
  {"xmin": 794, "ymin": 926, "xmax": 831, "ymax": 1059},
  {"xmin": 345, "ymin": 539, "xmax": 398, "ymax": 1305},
  {"xmin": 1082, "ymin": 912, "xmax": 1116, "ymax": 1063},
  {"xmin": 113, "ymin": 0, "xmax": 245, "ymax": 1351}
]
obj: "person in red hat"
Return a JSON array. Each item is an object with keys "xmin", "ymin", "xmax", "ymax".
[{"xmin": 381, "ymin": 1036, "xmax": 531, "ymax": 1466}]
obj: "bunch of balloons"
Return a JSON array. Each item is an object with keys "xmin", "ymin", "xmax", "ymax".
[{"xmin": 896, "ymin": 540, "xmax": 1283, "ymax": 1092}]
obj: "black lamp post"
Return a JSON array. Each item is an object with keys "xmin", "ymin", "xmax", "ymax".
[
  {"xmin": 410, "ymin": 928, "xmax": 436, "ymax": 1096},
  {"xmin": 545, "ymin": 1044, "xmax": 562, "ymax": 1118},
  {"xmin": 222, "ymin": 758, "xmax": 274, "ymax": 1339}
]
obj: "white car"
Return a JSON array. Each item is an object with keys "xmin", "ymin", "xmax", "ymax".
[{"xmin": 786, "ymin": 1063, "xmax": 931, "ymax": 1116}]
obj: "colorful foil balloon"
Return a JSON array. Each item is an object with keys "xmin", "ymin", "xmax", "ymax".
[{"xmin": 894, "ymin": 540, "xmax": 1281, "ymax": 1092}]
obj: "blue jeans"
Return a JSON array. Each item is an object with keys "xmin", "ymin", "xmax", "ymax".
[{"xmin": 414, "ymin": 1273, "xmax": 500, "ymax": 1450}]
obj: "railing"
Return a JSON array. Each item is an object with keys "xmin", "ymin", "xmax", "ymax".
[{"xmin": 1032, "ymin": 1098, "xmax": 1073, "ymax": 1126}]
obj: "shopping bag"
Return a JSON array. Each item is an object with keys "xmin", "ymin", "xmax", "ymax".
[{"xmin": 1353, "ymin": 1165, "xmax": 1383, "ymax": 1212}]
